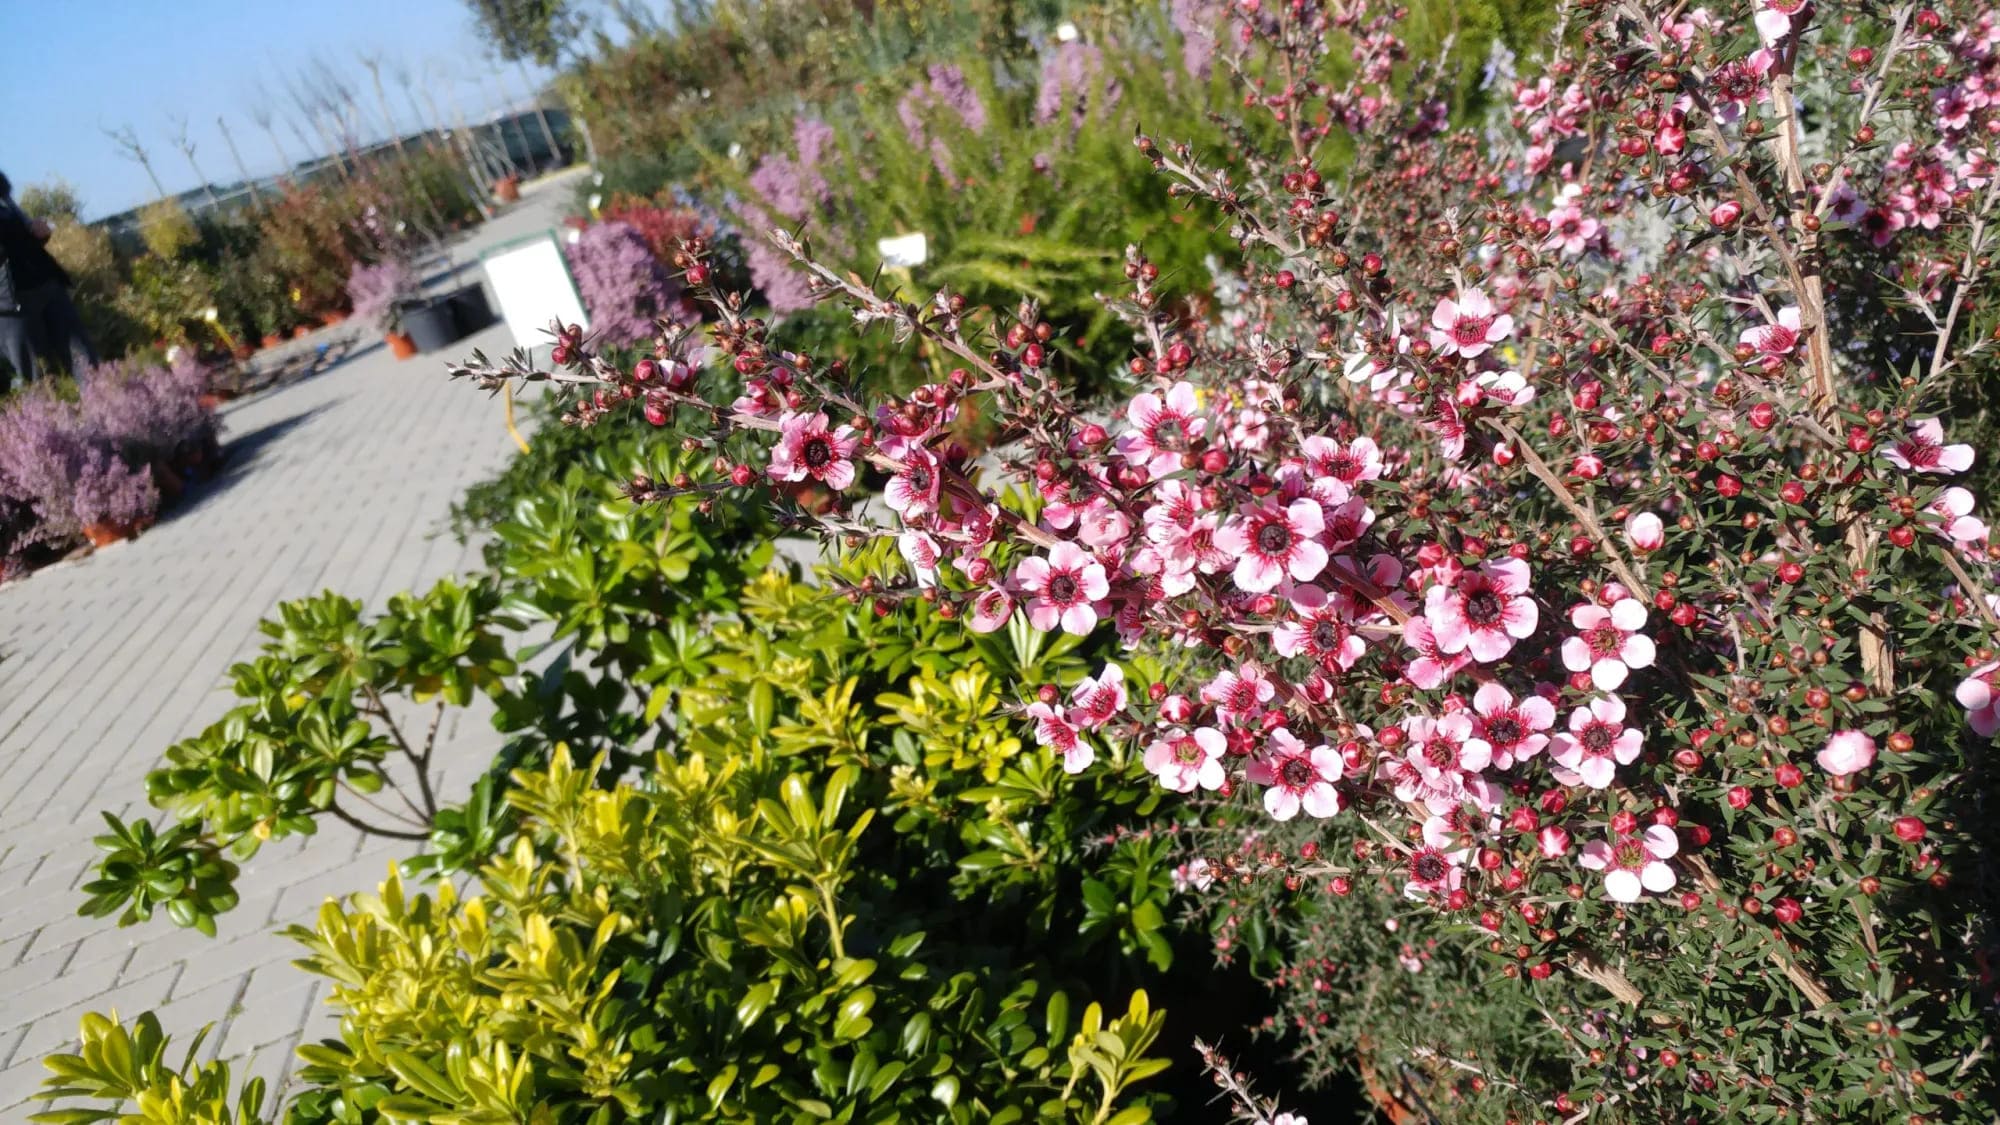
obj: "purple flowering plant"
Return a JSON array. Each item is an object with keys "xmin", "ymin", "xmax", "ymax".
[
  {"xmin": 71, "ymin": 449, "xmax": 158, "ymax": 531},
  {"xmin": 346, "ymin": 258, "xmax": 417, "ymax": 335},
  {"xmin": 563, "ymin": 220, "xmax": 693, "ymax": 348}
]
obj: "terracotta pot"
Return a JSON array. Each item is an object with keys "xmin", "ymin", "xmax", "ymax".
[
  {"xmin": 495, "ymin": 175, "xmax": 521, "ymax": 202},
  {"xmin": 773, "ymin": 479, "xmax": 836, "ymax": 515},
  {"xmin": 292, "ymin": 324, "xmax": 313, "ymax": 339},
  {"xmin": 386, "ymin": 332, "xmax": 419, "ymax": 360},
  {"xmin": 1355, "ymin": 1036, "xmax": 1430, "ymax": 1125},
  {"xmin": 83, "ymin": 521, "xmax": 139, "ymax": 549},
  {"xmin": 320, "ymin": 311, "xmax": 348, "ymax": 327},
  {"xmin": 260, "ymin": 333, "xmax": 282, "ymax": 349},
  {"xmin": 231, "ymin": 343, "xmax": 254, "ymax": 360}
]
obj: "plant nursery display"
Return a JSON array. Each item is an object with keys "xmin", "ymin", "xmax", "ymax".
[
  {"xmin": 444, "ymin": 0, "xmax": 2000, "ymax": 1120},
  {"xmin": 27, "ymin": 0, "xmax": 2000, "ymax": 1122}
]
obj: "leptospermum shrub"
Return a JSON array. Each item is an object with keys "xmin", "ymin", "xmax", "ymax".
[{"xmin": 460, "ymin": 0, "xmax": 2000, "ymax": 1119}]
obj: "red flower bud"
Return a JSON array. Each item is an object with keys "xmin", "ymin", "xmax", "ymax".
[{"xmin": 1893, "ymin": 816, "xmax": 1927, "ymax": 843}]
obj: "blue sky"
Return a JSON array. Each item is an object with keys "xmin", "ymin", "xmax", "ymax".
[{"xmin": 0, "ymin": 0, "xmax": 566, "ymax": 219}]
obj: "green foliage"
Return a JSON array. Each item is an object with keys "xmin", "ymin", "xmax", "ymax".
[
  {"xmin": 269, "ymin": 744, "xmax": 1169, "ymax": 1122},
  {"xmin": 33, "ymin": 1012, "xmax": 268, "ymax": 1125},
  {"xmin": 78, "ymin": 579, "xmax": 518, "ymax": 934},
  {"xmin": 17, "ymin": 179, "xmax": 85, "ymax": 224}
]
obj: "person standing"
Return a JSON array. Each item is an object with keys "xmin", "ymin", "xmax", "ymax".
[{"xmin": 0, "ymin": 171, "xmax": 96, "ymax": 389}]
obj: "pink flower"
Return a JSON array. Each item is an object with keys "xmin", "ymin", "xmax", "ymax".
[
  {"xmin": 1271, "ymin": 584, "xmax": 1368, "ymax": 671},
  {"xmin": 768, "ymin": 412, "xmax": 861, "ymax": 489},
  {"xmin": 967, "ymin": 587, "xmax": 1014, "ymax": 633},
  {"xmin": 1172, "ymin": 857, "xmax": 1215, "ymax": 893},
  {"xmin": 1816, "ymin": 730, "xmax": 1877, "ymax": 776},
  {"xmin": 1013, "ymin": 542, "xmax": 1109, "ymax": 635},
  {"xmin": 1958, "ymin": 662, "xmax": 2000, "ymax": 738},
  {"xmin": 1930, "ymin": 487, "xmax": 1990, "ymax": 545},
  {"xmin": 1428, "ymin": 288, "xmax": 1514, "ymax": 359},
  {"xmin": 1116, "ymin": 381, "xmax": 1207, "ymax": 477},
  {"xmin": 1301, "ymin": 434, "xmax": 1385, "ymax": 486},
  {"xmin": 1400, "ymin": 615, "xmax": 1472, "ymax": 689},
  {"xmin": 1543, "ymin": 203, "xmax": 1601, "ymax": 255},
  {"xmin": 1402, "ymin": 845, "xmax": 1465, "ymax": 899},
  {"xmin": 1740, "ymin": 306, "xmax": 1802, "ymax": 357},
  {"xmin": 1215, "ymin": 497, "xmax": 1329, "ymax": 593},
  {"xmin": 1559, "ymin": 598, "xmax": 1656, "ymax": 691},
  {"xmin": 1579, "ymin": 825, "xmax": 1679, "ymax": 902},
  {"xmin": 1424, "ymin": 557, "xmax": 1540, "ymax": 663},
  {"xmin": 883, "ymin": 448, "xmax": 942, "ymax": 515},
  {"xmin": 1883, "ymin": 418, "xmax": 1975, "ymax": 475},
  {"xmin": 898, "ymin": 530, "xmax": 942, "ymax": 586},
  {"xmin": 1143, "ymin": 726, "xmax": 1227, "ymax": 792},
  {"xmin": 1068, "ymin": 664, "xmax": 1127, "ymax": 727},
  {"xmin": 1401, "ymin": 712, "xmax": 1493, "ymax": 783},
  {"xmin": 1202, "ymin": 664, "xmax": 1277, "ymax": 722},
  {"xmin": 1249, "ymin": 728, "xmax": 1343, "ymax": 820},
  {"xmin": 1537, "ymin": 825, "xmax": 1572, "ymax": 858},
  {"xmin": 1026, "ymin": 701, "xmax": 1093, "ymax": 773},
  {"xmin": 1471, "ymin": 682, "xmax": 1556, "ymax": 768},
  {"xmin": 1755, "ymin": 0, "xmax": 1809, "ymax": 45},
  {"xmin": 1550, "ymin": 695, "xmax": 1644, "ymax": 789},
  {"xmin": 1624, "ymin": 511, "xmax": 1665, "ymax": 552}
]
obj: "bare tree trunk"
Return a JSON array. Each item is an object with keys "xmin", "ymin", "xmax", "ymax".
[
  {"xmin": 509, "ymin": 61, "xmax": 565, "ymax": 168},
  {"xmin": 359, "ymin": 54, "xmax": 408, "ymax": 158},
  {"xmin": 216, "ymin": 117, "xmax": 262, "ymax": 203}
]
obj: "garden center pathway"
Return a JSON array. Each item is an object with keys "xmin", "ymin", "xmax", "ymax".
[{"xmin": 0, "ymin": 167, "xmax": 591, "ymax": 1116}]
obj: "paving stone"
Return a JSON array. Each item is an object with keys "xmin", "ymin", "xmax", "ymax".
[
  {"xmin": 0, "ymin": 167, "xmax": 587, "ymax": 1113},
  {"xmin": 8, "ymin": 965, "xmax": 180, "ymax": 1067}
]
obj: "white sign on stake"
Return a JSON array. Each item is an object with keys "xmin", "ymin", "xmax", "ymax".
[
  {"xmin": 480, "ymin": 230, "xmax": 589, "ymax": 352},
  {"xmin": 878, "ymin": 231, "xmax": 930, "ymax": 268}
]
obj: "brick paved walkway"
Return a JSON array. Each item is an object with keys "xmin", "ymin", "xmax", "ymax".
[{"xmin": 0, "ymin": 169, "xmax": 587, "ymax": 1115}]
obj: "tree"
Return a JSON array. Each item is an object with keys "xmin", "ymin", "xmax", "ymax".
[
  {"xmin": 464, "ymin": 0, "xmax": 586, "ymax": 67},
  {"xmin": 16, "ymin": 180, "xmax": 84, "ymax": 224}
]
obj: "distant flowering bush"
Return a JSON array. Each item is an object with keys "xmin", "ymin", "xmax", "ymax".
[
  {"xmin": 0, "ymin": 387, "xmax": 97, "ymax": 554},
  {"xmin": 1170, "ymin": 0, "xmax": 1223, "ymax": 79},
  {"xmin": 563, "ymin": 219, "xmax": 693, "ymax": 348},
  {"xmin": 462, "ymin": 0, "xmax": 2000, "ymax": 1118},
  {"xmin": 81, "ymin": 353, "xmax": 216, "ymax": 467},
  {"xmin": 345, "ymin": 258, "xmax": 415, "ymax": 334},
  {"xmin": 0, "ymin": 358, "xmax": 212, "ymax": 565},
  {"xmin": 597, "ymin": 193, "xmax": 714, "ymax": 265},
  {"xmin": 1035, "ymin": 41, "xmax": 1118, "ymax": 129},
  {"xmin": 741, "ymin": 117, "xmax": 841, "ymax": 313},
  {"xmin": 898, "ymin": 62, "xmax": 989, "ymax": 177}
]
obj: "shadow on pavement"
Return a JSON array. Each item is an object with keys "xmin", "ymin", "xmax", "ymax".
[{"xmin": 156, "ymin": 404, "xmax": 334, "ymax": 526}]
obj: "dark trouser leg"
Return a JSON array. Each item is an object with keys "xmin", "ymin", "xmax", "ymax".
[
  {"xmin": 0, "ymin": 313, "xmax": 33, "ymax": 390},
  {"xmin": 38, "ymin": 286, "xmax": 96, "ymax": 378}
]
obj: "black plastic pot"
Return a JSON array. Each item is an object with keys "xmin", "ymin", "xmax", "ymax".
[
  {"xmin": 447, "ymin": 284, "xmax": 496, "ymax": 336},
  {"xmin": 398, "ymin": 296, "xmax": 458, "ymax": 353}
]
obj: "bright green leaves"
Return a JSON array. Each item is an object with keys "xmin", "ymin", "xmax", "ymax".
[
  {"xmin": 79, "ymin": 814, "xmax": 238, "ymax": 937},
  {"xmin": 34, "ymin": 1012, "xmax": 269, "ymax": 1125},
  {"xmin": 80, "ymin": 578, "xmax": 519, "ymax": 933}
]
